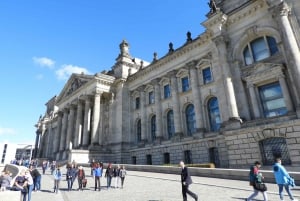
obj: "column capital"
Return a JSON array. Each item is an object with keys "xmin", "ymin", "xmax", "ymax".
[{"xmin": 186, "ymin": 60, "xmax": 198, "ymax": 70}]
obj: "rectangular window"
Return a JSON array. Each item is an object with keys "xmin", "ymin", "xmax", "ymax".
[
  {"xmin": 149, "ymin": 91, "xmax": 154, "ymax": 104},
  {"xmin": 184, "ymin": 150, "xmax": 192, "ymax": 164},
  {"xmin": 202, "ymin": 67, "xmax": 212, "ymax": 84},
  {"xmin": 259, "ymin": 82, "xmax": 287, "ymax": 118},
  {"xmin": 146, "ymin": 154, "xmax": 152, "ymax": 165},
  {"xmin": 181, "ymin": 76, "xmax": 189, "ymax": 92},
  {"xmin": 135, "ymin": 97, "xmax": 140, "ymax": 109},
  {"xmin": 164, "ymin": 84, "xmax": 171, "ymax": 99},
  {"xmin": 164, "ymin": 152, "xmax": 170, "ymax": 164}
]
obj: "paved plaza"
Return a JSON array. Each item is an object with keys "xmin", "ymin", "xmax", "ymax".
[{"xmin": 27, "ymin": 167, "xmax": 300, "ymax": 201}]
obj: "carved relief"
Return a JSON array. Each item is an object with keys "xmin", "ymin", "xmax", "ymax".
[{"xmin": 66, "ymin": 78, "xmax": 87, "ymax": 96}]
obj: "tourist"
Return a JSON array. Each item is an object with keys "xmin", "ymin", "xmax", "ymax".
[
  {"xmin": 25, "ymin": 169, "xmax": 34, "ymax": 201},
  {"xmin": 273, "ymin": 158, "xmax": 298, "ymax": 201},
  {"xmin": 30, "ymin": 166, "xmax": 41, "ymax": 192},
  {"xmin": 113, "ymin": 165, "xmax": 121, "ymax": 188},
  {"xmin": 246, "ymin": 161, "xmax": 268, "ymax": 201},
  {"xmin": 93, "ymin": 163, "xmax": 103, "ymax": 191},
  {"xmin": 66, "ymin": 163, "xmax": 76, "ymax": 191},
  {"xmin": 77, "ymin": 166, "xmax": 85, "ymax": 191},
  {"xmin": 14, "ymin": 170, "xmax": 28, "ymax": 201},
  {"xmin": 0, "ymin": 170, "xmax": 12, "ymax": 191},
  {"xmin": 120, "ymin": 165, "xmax": 127, "ymax": 189},
  {"xmin": 90, "ymin": 159, "xmax": 96, "ymax": 176},
  {"xmin": 42, "ymin": 160, "xmax": 47, "ymax": 174},
  {"xmin": 105, "ymin": 163, "xmax": 114, "ymax": 189},
  {"xmin": 179, "ymin": 161, "xmax": 198, "ymax": 201},
  {"xmin": 53, "ymin": 166, "xmax": 62, "ymax": 193}
]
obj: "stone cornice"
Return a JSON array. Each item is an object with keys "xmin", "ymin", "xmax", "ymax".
[
  {"xmin": 226, "ymin": 1, "xmax": 266, "ymax": 26},
  {"xmin": 127, "ymin": 31, "xmax": 212, "ymax": 83}
]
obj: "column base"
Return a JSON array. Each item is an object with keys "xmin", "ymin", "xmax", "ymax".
[
  {"xmin": 138, "ymin": 140, "xmax": 147, "ymax": 147},
  {"xmin": 154, "ymin": 136, "xmax": 163, "ymax": 145},
  {"xmin": 296, "ymin": 106, "xmax": 300, "ymax": 118},
  {"xmin": 171, "ymin": 132, "xmax": 184, "ymax": 142},
  {"xmin": 223, "ymin": 117, "xmax": 242, "ymax": 131}
]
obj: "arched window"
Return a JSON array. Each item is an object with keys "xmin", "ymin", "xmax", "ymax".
[
  {"xmin": 185, "ymin": 104, "xmax": 196, "ymax": 136},
  {"xmin": 208, "ymin": 97, "xmax": 221, "ymax": 131},
  {"xmin": 167, "ymin": 110, "xmax": 175, "ymax": 139},
  {"xmin": 136, "ymin": 119, "xmax": 141, "ymax": 142},
  {"xmin": 151, "ymin": 115, "xmax": 156, "ymax": 141},
  {"xmin": 259, "ymin": 137, "xmax": 291, "ymax": 165},
  {"xmin": 243, "ymin": 36, "xmax": 278, "ymax": 65}
]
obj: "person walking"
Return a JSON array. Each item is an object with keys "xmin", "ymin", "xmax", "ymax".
[
  {"xmin": 120, "ymin": 165, "xmax": 126, "ymax": 189},
  {"xmin": 179, "ymin": 161, "xmax": 198, "ymax": 201},
  {"xmin": 113, "ymin": 165, "xmax": 121, "ymax": 188},
  {"xmin": 53, "ymin": 166, "xmax": 62, "ymax": 194},
  {"xmin": 105, "ymin": 163, "xmax": 114, "ymax": 189},
  {"xmin": 93, "ymin": 163, "xmax": 102, "ymax": 191},
  {"xmin": 246, "ymin": 161, "xmax": 268, "ymax": 201},
  {"xmin": 77, "ymin": 166, "xmax": 85, "ymax": 191},
  {"xmin": 273, "ymin": 157, "xmax": 298, "ymax": 201},
  {"xmin": 66, "ymin": 164, "xmax": 73, "ymax": 191}
]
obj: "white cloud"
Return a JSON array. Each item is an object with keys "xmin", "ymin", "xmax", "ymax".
[
  {"xmin": 33, "ymin": 57, "xmax": 55, "ymax": 68},
  {"xmin": 55, "ymin": 64, "xmax": 90, "ymax": 80},
  {"xmin": 0, "ymin": 127, "xmax": 16, "ymax": 136}
]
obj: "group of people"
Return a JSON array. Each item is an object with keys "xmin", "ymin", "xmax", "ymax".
[
  {"xmin": 11, "ymin": 165, "xmax": 42, "ymax": 201},
  {"xmin": 245, "ymin": 158, "xmax": 298, "ymax": 201},
  {"xmin": 91, "ymin": 162, "xmax": 127, "ymax": 191},
  {"xmin": 51, "ymin": 161, "xmax": 127, "ymax": 194}
]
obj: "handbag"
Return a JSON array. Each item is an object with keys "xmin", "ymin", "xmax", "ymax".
[{"xmin": 254, "ymin": 181, "xmax": 267, "ymax": 192}]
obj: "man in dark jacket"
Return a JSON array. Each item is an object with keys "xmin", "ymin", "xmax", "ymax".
[{"xmin": 180, "ymin": 161, "xmax": 198, "ymax": 201}]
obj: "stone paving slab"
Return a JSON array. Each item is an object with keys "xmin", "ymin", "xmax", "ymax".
[{"xmin": 29, "ymin": 167, "xmax": 299, "ymax": 201}]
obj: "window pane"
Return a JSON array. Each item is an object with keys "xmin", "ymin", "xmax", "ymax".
[
  {"xmin": 243, "ymin": 46, "xmax": 253, "ymax": 65},
  {"xmin": 167, "ymin": 110, "xmax": 175, "ymax": 139},
  {"xmin": 135, "ymin": 97, "xmax": 140, "ymax": 109},
  {"xmin": 251, "ymin": 37, "xmax": 270, "ymax": 61},
  {"xmin": 202, "ymin": 67, "xmax": 212, "ymax": 84},
  {"xmin": 164, "ymin": 84, "xmax": 171, "ymax": 98},
  {"xmin": 151, "ymin": 115, "xmax": 156, "ymax": 141},
  {"xmin": 149, "ymin": 91, "xmax": 154, "ymax": 104},
  {"xmin": 208, "ymin": 97, "xmax": 221, "ymax": 131},
  {"xmin": 181, "ymin": 77, "xmax": 189, "ymax": 92},
  {"xmin": 259, "ymin": 82, "xmax": 287, "ymax": 118},
  {"xmin": 185, "ymin": 104, "xmax": 196, "ymax": 135},
  {"xmin": 137, "ymin": 119, "xmax": 141, "ymax": 142},
  {"xmin": 267, "ymin": 36, "xmax": 278, "ymax": 55}
]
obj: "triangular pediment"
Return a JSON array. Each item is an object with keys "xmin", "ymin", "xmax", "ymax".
[{"xmin": 56, "ymin": 73, "xmax": 93, "ymax": 104}]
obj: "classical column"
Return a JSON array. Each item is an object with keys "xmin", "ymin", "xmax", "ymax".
[
  {"xmin": 189, "ymin": 66, "xmax": 204, "ymax": 133},
  {"xmin": 154, "ymin": 80, "xmax": 162, "ymax": 139},
  {"xmin": 54, "ymin": 112, "xmax": 63, "ymax": 153},
  {"xmin": 82, "ymin": 98, "xmax": 92, "ymax": 147},
  {"xmin": 248, "ymin": 83, "xmax": 260, "ymax": 119},
  {"xmin": 275, "ymin": 2, "xmax": 300, "ymax": 96},
  {"xmin": 91, "ymin": 92, "xmax": 102, "ymax": 144},
  {"xmin": 65, "ymin": 105, "xmax": 75, "ymax": 150},
  {"xmin": 213, "ymin": 35, "xmax": 240, "ymax": 120},
  {"xmin": 74, "ymin": 100, "xmax": 83, "ymax": 148},
  {"xmin": 140, "ymin": 87, "xmax": 147, "ymax": 141},
  {"xmin": 170, "ymin": 71, "xmax": 183, "ymax": 135},
  {"xmin": 59, "ymin": 109, "xmax": 69, "ymax": 151},
  {"xmin": 278, "ymin": 75, "xmax": 293, "ymax": 112}
]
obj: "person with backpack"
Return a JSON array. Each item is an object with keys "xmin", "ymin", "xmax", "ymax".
[
  {"xmin": 273, "ymin": 157, "xmax": 298, "ymax": 201},
  {"xmin": 246, "ymin": 161, "xmax": 268, "ymax": 201}
]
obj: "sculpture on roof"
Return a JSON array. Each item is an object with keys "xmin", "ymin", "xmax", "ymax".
[{"xmin": 208, "ymin": 0, "xmax": 218, "ymax": 14}]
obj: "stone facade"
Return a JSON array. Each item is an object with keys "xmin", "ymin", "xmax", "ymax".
[{"xmin": 35, "ymin": 0, "xmax": 300, "ymax": 168}]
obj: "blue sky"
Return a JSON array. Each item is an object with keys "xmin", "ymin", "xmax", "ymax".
[{"xmin": 0, "ymin": 0, "xmax": 209, "ymax": 145}]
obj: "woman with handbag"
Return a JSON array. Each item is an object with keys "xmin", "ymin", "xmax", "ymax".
[{"xmin": 246, "ymin": 161, "xmax": 268, "ymax": 201}]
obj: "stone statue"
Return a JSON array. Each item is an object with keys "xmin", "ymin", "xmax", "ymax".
[
  {"xmin": 208, "ymin": 0, "xmax": 217, "ymax": 14},
  {"xmin": 169, "ymin": 42, "xmax": 174, "ymax": 53}
]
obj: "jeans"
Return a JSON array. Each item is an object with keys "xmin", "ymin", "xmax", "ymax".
[
  {"xmin": 278, "ymin": 184, "xmax": 295, "ymax": 200},
  {"xmin": 34, "ymin": 176, "xmax": 41, "ymax": 191},
  {"xmin": 67, "ymin": 179, "xmax": 73, "ymax": 190},
  {"xmin": 107, "ymin": 176, "xmax": 112, "ymax": 188},
  {"xmin": 247, "ymin": 188, "xmax": 268, "ymax": 201},
  {"xmin": 94, "ymin": 176, "xmax": 101, "ymax": 190},
  {"xmin": 27, "ymin": 184, "xmax": 34, "ymax": 201}
]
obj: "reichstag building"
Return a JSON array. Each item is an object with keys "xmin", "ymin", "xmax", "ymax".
[{"xmin": 35, "ymin": 0, "xmax": 300, "ymax": 168}]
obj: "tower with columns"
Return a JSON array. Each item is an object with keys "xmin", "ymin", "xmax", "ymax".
[{"xmin": 36, "ymin": 0, "xmax": 300, "ymax": 168}]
